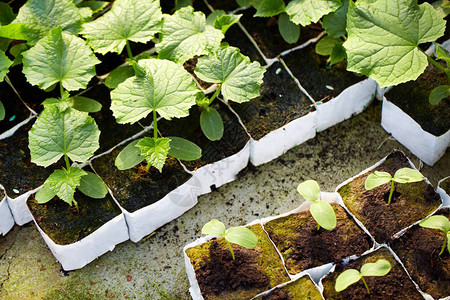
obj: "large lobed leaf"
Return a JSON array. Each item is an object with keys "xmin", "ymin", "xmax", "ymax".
[
  {"xmin": 81, "ymin": 0, "xmax": 162, "ymax": 55},
  {"xmin": 111, "ymin": 59, "xmax": 200, "ymax": 124},
  {"xmin": 286, "ymin": 0, "xmax": 342, "ymax": 26},
  {"xmin": 23, "ymin": 27, "xmax": 100, "ymax": 91},
  {"xmin": 156, "ymin": 7, "xmax": 224, "ymax": 64},
  {"xmin": 14, "ymin": 0, "xmax": 82, "ymax": 45},
  {"xmin": 195, "ymin": 46, "xmax": 265, "ymax": 103},
  {"xmin": 29, "ymin": 106, "xmax": 100, "ymax": 167},
  {"xmin": 344, "ymin": 0, "xmax": 446, "ymax": 87}
]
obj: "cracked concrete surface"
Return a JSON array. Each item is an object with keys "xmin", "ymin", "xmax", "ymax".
[{"xmin": 0, "ymin": 101, "xmax": 448, "ymax": 299}]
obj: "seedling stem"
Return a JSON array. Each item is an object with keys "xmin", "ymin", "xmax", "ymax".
[
  {"xmin": 226, "ymin": 240, "xmax": 235, "ymax": 260},
  {"xmin": 388, "ymin": 180, "xmax": 395, "ymax": 205},
  {"xmin": 361, "ymin": 276, "xmax": 370, "ymax": 294},
  {"xmin": 126, "ymin": 40, "xmax": 133, "ymax": 59}
]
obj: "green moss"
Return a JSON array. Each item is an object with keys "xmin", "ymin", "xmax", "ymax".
[
  {"xmin": 440, "ymin": 177, "xmax": 450, "ymax": 194},
  {"xmin": 258, "ymin": 275, "xmax": 322, "ymax": 299}
]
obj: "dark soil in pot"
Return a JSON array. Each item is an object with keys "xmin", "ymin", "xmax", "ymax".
[
  {"xmin": 185, "ymin": 223, "xmax": 290, "ymax": 300},
  {"xmin": 391, "ymin": 208, "xmax": 450, "ymax": 299},
  {"xmin": 337, "ymin": 151, "xmax": 442, "ymax": 243},
  {"xmin": 256, "ymin": 275, "xmax": 322, "ymax": 300},
  {"xmin": 321, "ymin": 248, "xmax": 423, "ymax": 300},
  {"xmin": 264, "ymin": 203, "xmax": 372, "ymax": 275},
  {"xmin": 159, "ymin": 101, "xmax": 249, "ymax": 171},
  {"xmin": 27, "ymin": 189, "xmax": 122, "ymax": 245},
  {"xmin": 229, "ymin": 61, "xmax": 314, "ymax": 141},
  {"xmin": 0, "ymin": 80, "xmax": 31, "ymax": 134},
  {"xmin": 441, "ymin": 177, "xmax": 450, "ymax": 194},
  {"xmin": 239, "ymin": 8, "xmax": 324, "ymax": 58},
  {"xmin": 206, "ymin": 0, "xmax": 241, "ymax": 11},
  {"xmin": 283, "ymin": 44, "xmax": 363, "ymax": 102},
  {"xmin": 183, "ymin": 56, "xmax": 214, "ymax": 90},
  {"xmin": 0, "ymin": 121, "xmax": 63, "ymax": 196},
  {"xmin": 386, "ymin": 63, "xmax": 450, "ymax": 136},
  {"xmin": 161, "ymin": 0, "xmax": 210, "ymax": 14},
  {"xmin": 0, "ymin": 189, "xmax": 5, "ymax": 200},
  {"xmin": 224, "ymin": 24, "xmax": 266, "ymax": 65},
  {"xmin": 91, "ymin": 148, "xmax": 192, "ymax": 213}
]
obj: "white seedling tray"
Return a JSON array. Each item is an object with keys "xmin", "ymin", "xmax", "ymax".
[
  {"xmin": 0, "ymin": 194, "xmax": 15, "ymax": 236},
  {"xmin": 381, "ymin": 97, "xmax": 450, "ymax": 166},
  {"xmin": 316, "ymin": 78, "xmax": 377, "ymax": 132},
  {"xmin": 437, "ymin": 177, "xmax": 450, "ymax": 207},
  {"xmin": 0, "ymin": 115, "xmax": 34, "ymax": 140},
  {"xmin": 6, "ymin": 189, "xmax": 36, "ymax": 226}
]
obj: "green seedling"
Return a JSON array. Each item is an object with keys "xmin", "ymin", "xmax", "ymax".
[
  {"xmin": 201, "ymin": 219, "xmax": 257, "ymax": 260},
  {"xmin": 364, "ymin": 168, "xmax": 423, "ymax": 205},
  {"xmin": 335, "ymin": 259, "xmax": 391, "ymax": 294},
  {"xmin": 297, "ymin": 180, "xmax": 336, "ymax": 230},
  {"xmin": 419, "ymin": 215, "xmax": 450, "ymax": 256}
]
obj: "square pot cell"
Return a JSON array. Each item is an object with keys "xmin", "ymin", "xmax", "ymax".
[
  {"xmin": 438, "ymin": 176, "xmax": 450, "ymax": 206},
  {"xmin": 263, "ymin": 202, "xmax": 372, "ymax": 276},
  {"xmin": 159, "ymin": 101, "xmax": 250, "ymax": 193},
  {"xmin": 91, "ymin": 146, "xmax": 200, "ymax": 242},
  {"xmin": 320, "ymin": 247, "xmax": 423, "ymax": 300},
  {"xmin": 254, "ymin": 275, "xmax": 323, "ymax": 300},
  {"xmin": 185, "ymin": 223, "xmax": 290, "ymax": 300},
  {"xmin": 27, "ymin": 174, "xmax": 128, "ymax": 271},
  {"xmin": 238, "ymin": 8, "xmax": 324, "ymax": 59},
  {"xmin": 383, "ymin": 64, "xmax": 450, "ymax": 166},
  {"xmin": 391, "ymin": 207, "xmax": 450, "ymax": 299},
  {"xmin": 337, "ymin": 151, "xmax": 442, "ymax": 244},
  {"xmin": 229, "ymin": 61, "xmax": 316, "ymax": 166},
  {"xmin": 0, "ymin": 192, "xmax": 15, "ymax": 236}
]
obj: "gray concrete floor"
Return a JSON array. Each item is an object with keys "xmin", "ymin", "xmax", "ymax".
[{"xmin": 0, "ymin": 100, "xmax": 448, "ymax": 299}]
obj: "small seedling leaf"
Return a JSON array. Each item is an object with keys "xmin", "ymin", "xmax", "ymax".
[
  {"xmin": 0, "ymin": 2, "xmax": 15, "ymax": 26},
  {"xmin": 0, "ymin": 49, "xmax": 12, "ymax": 82},
  {"xmin": 207, "ymin": 10, "xmax": 241, "ymax": 34},
  {"xmin": 335, "ymin": 269, "xmax": 361, "ymax": 292},
  {"xmin": 435, "ymin": 44, "xmax": 450, "ymax": 65},
  {"xmin": 286, "ymin": 0, "xmax": 342, "ymax": 26},
  {"xmin": 35, "ymin": 185, "xmax": 57, "ymax": 204},
  {"xmin": 202, "ymin": 219, "xmax": 226, "ymax": 236},
  {"xmin": 330, "ymin": 43, "xmax": 346, "ymax": 66},
  {"xmin": 105, "ymin": 65, "xmax": 135, "ymax": 90},
  {"xmin": 310, "ymin": 201, "xmax": 337, "ymax": 230},
  {"xmin": 236, "ymin": 0, "xmax": 251, "ymax": 6},
  {"xmin": 200, "ymin": 108, "xmax": 224, "ymax": 141},
  {"xmin": 156, "ymin": 7, "xmax": 224, "ymax": 64},
  {"xmin": 393, "ymin": 168, "xmax": 423, "ymax": 184},
  {"xmin": 278, "ymin": 13, "xmax": 300, "ymax": 44},
  {"xmin": 81, "ymin": 0, "xmax": 162, "ymax": 54},
  {"xmin": 0, "ymin": 101, "xmax": 4, "ymax": 121},
  {"xmin": 322, "ymin": 0, "xmax": 349, "ymax": 38},
  {"xmin": 360, "ymin": 259, "xmax": 391, "ymax": 277},
  {"xmin": 195, "ymin": 46, "xmax": 265, "ymax": 103},
  {"xmin": 45, "ymin": 167, "xmax": 87, "ymax": 206},
  {"xmin": 429, "ymin": 85, "xmax": 450, "ymax": 105},
  {"xmin": 225, "ymin": 226, "xmax": 258, "ymax": 248},
  {"xmin": 136, "ymin": 137, "xmax": 171, "ymax": 173},
  {"xmin": 315, "ymin": 36, "xmax": 343, "ymax": 56},
  {"xmin": 70, "ymin": 96, "xmax": 102, "ymax": 113},
  {"xmin": 78, "ymin": 1, "xmax": 108, "ymax": 14},
  {"xmin": 78, "ymin": 171, "xmax": 108, "ymax": 199},
  {"xmin": 364, "ymin": 171, "xmax": 392, "ymax": 190},
  {"xmin": 419, "ymin": 215, "xmax": 450, "ymax": 233},
  {"xmin": 115, "ymin": 140, "xmax": 145, "ymax": 170},
  {"xmin": 0, "ymin": 23, "xmax": 30, "ymax": 41},
  {"xmin": 297, "ymin": 180, "xmax": 320, "ymax": 202},
  {"xmin": 167, "ymin": 136, "xmax": 202, "ymax": 161}
]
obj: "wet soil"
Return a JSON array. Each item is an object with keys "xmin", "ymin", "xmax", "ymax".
[
  {"xmin": 239, "ymin": 8, "xmax": 324, "ymax": 58},
  {"xmin": 322, "ymin": 248, "xmax": 423, "ymax": 300},
  {"xmin": 264, "ymin": 203, "xmax": 372, "ymax": 275},
  {"xmin": 0, "ymin": 79, "xmax": 31, "ymax": 134},
  {"xmin": 91, "ymin": 148, "xmax": 192, "ymax": 213},
  {"xmin": 338, "ymin": 151, "xmax": 442, "ymax": 243},
  {"xmin": 159, "ymin": 101, "xmax": 249, "ymax": 171},
  {"xmin": 441, "ymin": 177, "xmax": 450, "ymax": 194},
  {"xmin": 186, "ymin": 224, "xmax": 290, "ymax": 299},
  {"xmin": 391, "ymin": 208, "xmax": 450, "ymax": 299},
  {"xmin": 257, "ymin": 276, "xmax": 322, "ymax": 300},
  {"xmin": 230, "ymin": 61, "xmax": 314, "ymax": 140},
  {"xmin": 27, "ymin": 188, "xmax": 122, "ymax": 245},
  {"xmin": 224, "ymin": 24, "xmax": 266, "ymax": 65},
  {"xmin": 206, "ymin": 0, "xmax": 241, "ymax": 11},
  {"xmin": 283, "ymin": 44, "xmax": 363, "ymax": 102},
  {"xmin": 386, "ymin": 63, "xmax": 450, "ymax": 136},
  {"xmin": 183, "ymin": 56, "xmax": 214, "ymax": 90}
]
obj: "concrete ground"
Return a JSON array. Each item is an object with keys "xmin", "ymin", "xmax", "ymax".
[{"xmin": 0, "ymin": 100, "xmax": 448, "ymax": 300}]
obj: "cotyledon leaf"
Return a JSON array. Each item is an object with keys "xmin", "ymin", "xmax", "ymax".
[
  {"xmin": 322, "ymin": 0, "xmax": 349, "ymax": 38},
  {"xmin": 286, "ymin": 0, "xmax": 342, "ymax": 26},
  {"xmin": 344, "ymin": 0, "xmax": 446, "ymax": 87},
  {"xmin": 81, "ymin": 0, "xmax": 162, "ymax": 54},
  {"xmin": 252, "ymin": 0, "xmax": 285, "ymax": 17},
  {"xmin": 29, "ymin": 105, "xmax": 100, "ymax": 167},
  {"xmin": 22, "ymin": 27, "xmax": 100, "ymax": 91},
  {"xmin": 111, "ymin": 58, "xmax": 200, "ymax": 124}
]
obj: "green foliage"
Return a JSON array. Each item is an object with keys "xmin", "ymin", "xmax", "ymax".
[
  {"xmin": 315, "ymin": 36, "xmax": 345, "ymax": 66},
  {"xmin": 0, "ymin": 49, "xmax": 12, "ymax": 82},
  {"xmin": 44, "ymin": 166, "xmax": 87, "ymax": 207},
  {"xmin": 202, "ymin": 219, "xmax": 258, "ymax": 260},
  {"xmin": 429, "ymin": 85, "xmax": 450, "ymax": 105},
  {"xmin": 278, "ymin": 13, "xmax": 300, "ymax": 44},
  {"xmin": 77, "ymin": 171, "xmax": 108, "ymax": 199},
  {"xmin": 335, "ymin": 259, "xmax": 391, "ymax": 294},
  {"xmin": 136, "ymin": 137, "xmax": 171, "ymax": 173},
  {"xmin": 200, "ymin": 107, "xmax": 224, "ymax": 141},
  {"xmin": 286, "ymin": 0, "xmax": 342, "ymax": 26},
  {"xmin": 252, "ymin": 0, "xmax": 285, "ymax": 17},
  {"xmin": 322, "ymin": 0, "xmax": 349, "ymax": 38},
  {"xmin": 105, "ymin": 66, "xmax": 135, "ymax": 89},
  {"xmin": 419, "ymin": 215, "xmax": 450, "ymax": 256},
  {"xmin": 167, "ymin": 137, "xmax": 202, "ymax": 161},
  {"xmin": 114, "ymin": 140, "xmax": 144, "ymax": 171},
  {"xmin": 206, "ymin": 10, "xmax": 242, "ymax": 34},
  {"xmin": 0, "ymin": 101, "xmax": 4, "ymax": 121}
]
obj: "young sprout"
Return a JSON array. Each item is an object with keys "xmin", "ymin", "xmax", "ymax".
[
  {"xmin": 364, "ymin": 168, "xmax": 423, "ymax": 205},
  {"xmin": 297, "ymin": 180, "xmax": 336, "ymax": 230},
  {"xmin": 201, "ymin": 219, "xmax": 257, "ymax": 260},
  {"xmin": 419, "ymin": 215, "xmax": 450, "ymax": 256},
  {"xmin": 335, "ymin": 259, "xmax": 391, "ymax": 294}
]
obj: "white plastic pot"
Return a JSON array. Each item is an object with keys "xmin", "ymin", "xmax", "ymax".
[
  {"xmin": 6, "ymin": 189, "xmax": 35, "ymax": 226},
  {"xmin": 0, "ymin": 115, "xmax": 34, "ymax": 140},
  {"xmin": 0, "ymin": 194, "xmax": 15, "ymax": 236},
  {"xmin": 437, "ymin": 177, "xmax": 450, "ymax": 207},
  {"xmin": 381, "ymin": 97, "xmax": 449, "ymax": 166}
]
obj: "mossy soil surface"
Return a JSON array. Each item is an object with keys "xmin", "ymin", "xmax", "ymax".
[
  {"xmin": 264, "ymin": 203, "xmax": 372, "ymax": 275},
  {"xmin": 160, "ymin": 101, "xmax": 249, "ymax": 171},
  {"xmin": 230, "ymin": 61, "xmax": 314, "ymax": 140},
  {"xmin": 185, "ymin": 223, "xmax": 289, "ymax": 299},
  {"xmin": 92, "ymin": 149, "xmax": 192, "ymax": 213},
  {"xmin": 322, "ymin": 248, "xmax": 423, "ymax": 300},
  {"xmin": 283, "ymin": 44, "xmax": 363, "ymax": 102},
  {"xmin": 256, "ymin": 275, "xmax": 322, "ymax": 300},
  {"xmin": 441, "ymin": 177, "xmax": 450, "ymax": 193},
  {"xmin": 27, "ymin": 190, "xmax": 122, "ymax": 245},
  {"xmin": 386, "ymin": 64, "xmax": 450, "ymax": 136},
  {"xmin": 391, "ymin": 208, "xmax": 450, "ymax": 299},
  {"xmin": 338, "ymin": 151, "xmax": 442, "ymax": 243}
]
